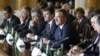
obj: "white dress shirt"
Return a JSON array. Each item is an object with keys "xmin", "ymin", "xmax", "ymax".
[
  {"xmin": 59, "ymin": 24, "xmax": 64, "ymax": 30},
  {"xmin": 78, "ymin": 18, "xmax": 83, "ymax": 24},
  {"xmin": 7, "ymin": 17, "xmax": 12, "ymax": 23}
]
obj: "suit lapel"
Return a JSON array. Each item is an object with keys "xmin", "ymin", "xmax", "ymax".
[
  {"xmin": 92, "ymin": 35, "xmax": 100, "ymax": 51},
  {"xmin": 79, "ymin": 18, "xmax": 85, "ymax": 27},
  {"xmin": 9, "ymin": 15, "xmax": 14, "ymax": 26},
  {"xmin": 4, "ymin": 19, "xmax": 10, "ymax": 27}
]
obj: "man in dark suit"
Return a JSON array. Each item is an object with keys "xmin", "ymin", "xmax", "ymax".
[
  {"xmin": 15, "ymin": 6, "xmax": 32, "ymax": 56},
  {"xmin": 42, "ymin": 8, "xmax": 57, "ymax": 42},
  {"xmin": 15, "ymin": 6, "xmax": 31, "ymax": 33},
  {"xmin": 68, "ymin": 14, "xmax": 100, "ymax": 56},
  {"xmin": 43, "ymin": 9, "xmax": 80, "ymax": 51},
  {"xmin": 26, "ymin": 8, "xmax": 46, "ymax": 39},
  {"xmin": 27, "ymin": 7, "xmax": 57, "ymax": 42},
  {"xmin": 0, "ymin": 6, "xmax": 20, "ymax": 56},
  {"xmin": 0, "ymin": 6, "xmax": 20, "ymax": 29},
  {"xmin": 84, "ymin": 14, "xmax": 100, "ymax": 56},
  {"xmin": 29, "ymin": 8, "xmax": 46, "ymax": 35}
]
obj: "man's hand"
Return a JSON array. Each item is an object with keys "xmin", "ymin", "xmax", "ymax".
[
  {"xmin": 43, "ymin": 38, "xmax": 49, "ymax": 44},
  {"xmin": 67, "ymin": 45, "xmax": 83, "ymax": 56},
  {"xmin": 20, "ymin": 15, "xmax": 26, "ymax": 24},
  {"xmin": 26, "ymin": 33, "xmax": 34, "ymax": 39},
  {"xmin": 29, "ymin": 20, "xmax": 37, "ymax": 26},
  {"xmin": 79, "ymin": 34, "xmax": 83, "ymax": 38}
]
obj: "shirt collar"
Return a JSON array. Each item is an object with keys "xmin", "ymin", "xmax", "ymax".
[
  {"xmin": 48, "ymin": 19, "xmax": 53, "ymax": 25},
  {"xmin": 59, "ymin": 24, "xmax": 64, "ymax": 29},
  {"xmin": 78, "ymin": 18, "xmax": 83, "ymax": 24},
  {"xmin": 48, "ymin": 19, "xmax": 53, "ymax": 28},
  {"xmin": 7, "ymin": 16, "xmax": 12, "ymax": 21}
]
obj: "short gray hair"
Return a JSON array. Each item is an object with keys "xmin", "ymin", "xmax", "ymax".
[
  {"xmin": 31, "ymin": 8, "xmax": 42, "ymax": 17},
  {"xmin": 55, "ymin": 9, "xmax": 68, "ymax": 17}
]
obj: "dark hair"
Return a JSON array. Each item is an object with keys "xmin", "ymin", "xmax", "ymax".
[
  {"xmin": 88, "ymin": 7, "xmax": 95, "ymax": 13},
  {"xmin": 31, "ymin": 8, "xmax": 42, "ymax": 17},
  {"xmin": 23, "ymin": 6, "xmax": 31, "ymax": 13},
  {"xmin": 3, "ymin": 6, "xmax": 13, "ymax": 13},
  {"xmin": 89, "ymin": 9, "xmax": 100, "ymax": 18},
  {"xmin": 75, "ymin": 7, "xmax": 85, "ymax": 15},
  {"xmin": 23, "ymin": 6, "xmax": 31, "ymax": 16},
  {"xmin": 94, "ymin": 9, "xmax": 100, "ymax": 15},
  {"xmin": 43, "ymin": 7, "xmax": 54, "ymax": 14},
  {"xmin": 55, "ymin": 9, "xmax": 68, "ymax": 17}
]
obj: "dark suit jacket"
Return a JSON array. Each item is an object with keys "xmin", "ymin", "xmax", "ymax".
[
  {"xmin": 38, "ymin": 20, "xmax": 57, "ymax": 41},
  {"xmin": 83, "ymin": 32, "xmax": 99, "ymax": 56},
  {"xmin": 15, "ymin": 17, "xmax": 31, "ymax": 32},
  {"xmin": 0, "ymin": 15, "xmax": 20, "ymax": 28},
  {"xmin": 67, "ymin": 14, "xmax": 75, "ymax": 23},
  {"xmin": 29, "ymin": 18, "xmax": 46, "ymax": 35},
  {"xmin": 78, "ymin": 17, "xmax": 89, "ymax": 34},
  {"xmin": 15, "ymin": 17, "xmax": 31, "ymax": 37},
  {"xmin": 49, "ymin": 22, "xmax": 80, "ymax": 50}
]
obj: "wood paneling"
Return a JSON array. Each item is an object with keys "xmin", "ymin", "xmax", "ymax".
[
  {"xmin": 0, "ymin": 0, "xmax": 10, "ymax": 10},
  {"xmin": 15, "ymin": 0, "xmax": 29, "ymax": 10}
]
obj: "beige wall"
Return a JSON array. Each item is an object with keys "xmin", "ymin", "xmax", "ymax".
[
  {"xmin": 0, "ymin": 0, "xmax": 38, "ymax": 10},
  {"xmin": 0, "ymin": 0, "xmax": 38, "ymax": 24},
  {"xmin": 75, "ymin": 0, "xmax": 100, "ymax": 9},
  {"xmin": 1, "ymin": 0, "xmax": 100, "ymax": 24},
  {"xmin": 0, "ymin": 11, "xmax": 4, "ymax": 24}
]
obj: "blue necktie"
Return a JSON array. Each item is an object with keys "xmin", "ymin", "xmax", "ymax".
[{"xmin": 59, "ymin": 27, "xmax": 62, "ymax": 40}]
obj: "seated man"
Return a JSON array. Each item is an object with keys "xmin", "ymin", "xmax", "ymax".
[
  {"xmin": 0, "ymin": 6, "xmax": 20, "ymax": 29},
  {"xmin": 43, "ymin": 9, "xmax": 80, "ymax": 51},
  {"xmin": 0, "ymin": 6, "xmax": 20, "ymax": 56},
  {"xmin": 68, "ymin": 14, "xmax": 100, "ymax": 56},
  {"xmin": 27, "ymin": 7, "xmax": 57, "ymax": 41},
  {"xmin": 26, "ymin": 8, "xmax": 46, "ymax": 40},
  {"xmin": 15, "ymin": 6, "xmax": 31, "ymax": 34}
]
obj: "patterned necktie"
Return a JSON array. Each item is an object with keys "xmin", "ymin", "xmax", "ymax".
[{"xmin": 48, "ymin": 23, "xmax": 50, "ymax": 31}]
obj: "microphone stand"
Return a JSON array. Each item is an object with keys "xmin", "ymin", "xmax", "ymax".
[{"xmin": 50, "ymin": 37, "xmax": 70, "ymax": 51}]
